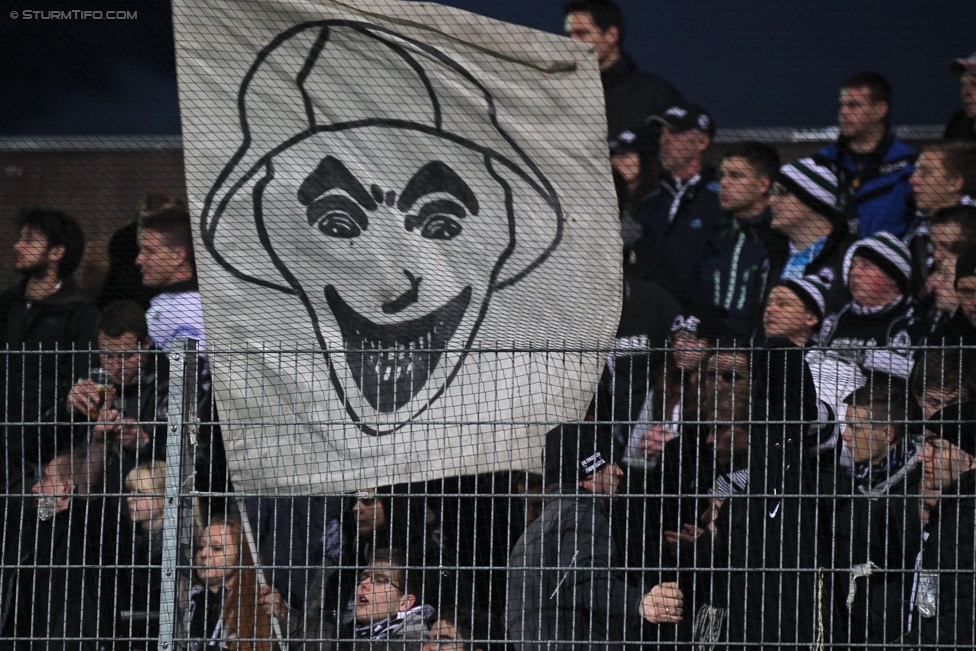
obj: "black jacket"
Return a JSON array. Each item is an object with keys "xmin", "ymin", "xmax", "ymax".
[
  {"xmin": 0, "ymin": 277, "xmax": 98, "ymax": 493},
  {"xmin": 632, "ymin": 169, "xmax": 730, "ymax": 306},
  {"xmin": 944, "ymin": 108, "xmax": 976, "ymax": 143},
  {"xmin": 507, "ymin": 486, "xmax": 643, "ymax": 651},
  {"xmin": 601, "ymin": 54, "xmax": 681, "ymax": 139},
  {"xmin": 912, "ymin": 468, "xmax": 976, "ymax": 648}
]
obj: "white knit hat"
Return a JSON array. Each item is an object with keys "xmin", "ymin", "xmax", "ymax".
[{"xmin": 777, "ymin": 157, "xmax": 842, "ymax": 223}]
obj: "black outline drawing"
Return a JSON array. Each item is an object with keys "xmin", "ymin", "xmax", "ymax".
[{"xmin": 201, "ymin": 20, "xmax": 563, "ymax": 436}]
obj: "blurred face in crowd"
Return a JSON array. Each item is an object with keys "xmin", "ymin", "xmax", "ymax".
[
  {"xmin": 769, "ymin": 184, "xmax": 816, "ymax": 237},
  {"xmin": 704, "ymin": 352, "xmax": 751, "ymax": 398},
  {"xmin": 961, "ymin": 72, "xmax": 976, "ymax": 119},
  {"xmin": 136, "ymin": 228, "xmax": 189, "ymax": 289},
  {"xmin": 610, "ymin": 151, "xmax": 641, "ymax": 192},
  {"xmin": 719, "ymin": 156, "xmax": 771, "ymax": 218},
  {"xmin": 659, "ymin": 127, "xmax": 708, "ymax": 179},
  {"xmin": 848, "ymin": 255, "xmax": 901, "ymax": 308},
  {"xmin": 931, "ymin": 221, "xmax": 964, "ymax": 267},
  {"xmin": 13, "ymin": 226, "xmax": 63, "ymax": 277},
  {"xmin": 98, "ymin": 330, "xmax": 150, "ymax": 388},
  {"xmin": 126, "ymin": 473, "xmax": 165, "ymax": 532},
  {"xmin": 838, "ymin": 86, "xmax": 888, "ymax": 142},
  {"xmin": 356, "ymin": 561, "xmax": 413, "ymax": 624},
  {"xmin": 424, "ymin": 619, "xmax": 471, "ymax": 651},
  {"xmin": 958, "ymin": 276, "xmax": 976, "ymax": 325},
  {"xmin": 920, "ymin": 437, "xmax": 976, "ymax": 490},
  {"xmin": 352, "ymin": 489, "xmax": 387, "ymax": 536},
  {"xmin": 581, "ymin": 462, "xmax": 623, "ymax": 496},
  {"xmin": 921, "ymin": 386, "xmax": 968, "ymax": 420},
  {"xmin": 842, "ymin": 405, "xmax": 895, "ymax": 464},
  {"xmin": 927, "ymin": 257, "xmax": 959, "ymax": 314},
  {"xmin": 196, "ymin": 523, "xmax": 240, "ymax": 592},
  {"xmin": 911, "ymin": 151, "xmax": 963, "ymax": 215},
  {"xmin": 564, "ymin": 11, "xmax": 619, "ymax": 70},
  {"xmin": 763, "ymin": 285, "xmax": 819, "ymax": 346}
]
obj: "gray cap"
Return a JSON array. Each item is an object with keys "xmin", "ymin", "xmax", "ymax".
[{"xmin": 949, "ymin": 50, "xmax": 976, "ymax": 76}]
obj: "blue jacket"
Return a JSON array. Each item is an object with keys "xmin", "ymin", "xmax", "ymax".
[
  {"xmin": 818, "ymin": 128, "xmax": 917, "ymax": 238},
  {"xmin": 634, "ymin": 168, "xmax": 730, "ymax": 306}
]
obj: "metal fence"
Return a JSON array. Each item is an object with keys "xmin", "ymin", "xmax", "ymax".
[{"xmin": 1, "ymin": 340, "xmax": 974, "ymax": 649}]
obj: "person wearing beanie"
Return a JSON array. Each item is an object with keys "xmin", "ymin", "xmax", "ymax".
[
  {"xmin": 906, "ymin": 402, "xmax": 976, "ymax": 647},
  {"xmin": 507, "ymin": 422, "xmax": 685, "ymax": 651},
  {"xmin": 818, "ymin": 71, "xmax": 917, "ymax": 238},
  {"xmin": 817, "ymin": 233, "xmax": 927, "ymax": 387},
  {"xmin": 762, "ymin": 276, "xmax": 830, "ymax": 346},
  {"xmin": 771, "ymin": 157, "xmax": 854, "ymax": 284}
]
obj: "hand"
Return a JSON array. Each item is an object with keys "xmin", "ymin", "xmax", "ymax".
[
  {"xmin": 92, "ymin": 408, "xmax": 123, "ymax": 442},
  {"xmin": 258, "ymin": 584, "xmax": 289, "ymax": 621},
  {"xmin": 663, "ymin": 524, "xmax": 704, "ymax": 547},
  {"xmin": 641, "ymin": 581, "xmax": 683, "ymax": 624},
  {"xmin": 67, "ymin": 379, "xmax": 105, "ymax": 417},
  {"xmin": 118, "ymin": 418, "xmax": 150, "ymax": 451},
  {"xmin": 637, "ymin": 424, "xmax": 676, "ymax": 460}
]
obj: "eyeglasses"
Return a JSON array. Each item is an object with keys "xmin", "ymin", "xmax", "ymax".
[{"xmin": 359, "ymin": 571, "xmax": 402, "ymax": 591}]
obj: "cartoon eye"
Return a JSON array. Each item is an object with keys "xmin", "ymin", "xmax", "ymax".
[
  {"xmin": 307, "ymin": 196, "xmax": 368, "ymax": 239},
  {"xmin": 407, "ymin": 199, "xmax": 464, "ymax": 240}
]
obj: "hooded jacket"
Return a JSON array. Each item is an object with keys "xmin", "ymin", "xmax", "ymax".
[{"xmin": 507, "ymin": 485, "xmax": 643, "ymax": 651}]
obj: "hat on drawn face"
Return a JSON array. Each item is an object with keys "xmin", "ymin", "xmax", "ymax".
[{"xmin": 202, "ymin": 20, "xmax": 562, "ymax": 298}]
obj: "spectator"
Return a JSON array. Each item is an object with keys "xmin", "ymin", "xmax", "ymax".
[
  {"xmin": 910, "ymin": 347, "xmax": 976, "ymax": 422},
  {"xmin": 609, "ymin": 129, "xmax": 659, "ymax": 248},
  {"xmin": 921, "ymin": 206, "xmax": 976, "ymax": 338},
  {"xmin": 906, "ymin": 403, "xmax": 976, "ymax": 647},
  {"xmin": 190, "ymin": 514, "xmax": 276, "ymax": 651},
  {"xmin": 945, "ymin": 50, "xmax": 976, "ymax": 142},
  {"xmin": 340, "ymin": 547, "xmax": 434, "ymax": 651},
  {"xmin": 761, "ymin": 276, "xmax": 830, "ymax": 346},
  {"xmin": 699, "ymin": 141, "xmax": 789, "ymax": 338},
  {"xmin": 953, "ymin": 243, "xmax": 976, "ymax": 342},
  {"xmin": 124, "ymin": 461, "xmax": 166, "ymax": 649},
  {"xmin": 562, "ymin": 0, "xmax": 681, "ymax": 140},
  {"xmin": 818, "ymin": 71, "xmax": 917, "ymax": 238},
  {"xmin": 818, "ymin": 233, "xmax": 926, "ymax": 386},
  {"xmin": 823, "ymin": 384, "xmax": 922, "ymax": 646},
  {"xmin": 0, "ymin": 208, "xmax": 98, "ymax": 499},
  {"xmin": 135, "ymin": 207, "xmax": 206, "ymax": 352},
  {"xmin": 0, "ymin": 454, "xmax": 126, "ymax": 650},
  {"xmin": 423, "ymin": 606, "xmax": 493, "ymax": 651},
  {"xmin": 507, "ymin": 423, "xmax": 684, "ymax": 651},
  {"xmin": 96, "ymin": 194, "xmax": 186, "ymax": 310},
  {"xmin": 631, "ymin": 102, "xmax": 727, "ymax": 305},
  {"xmin": 65, "ymin": 300, "xmax": 224, "ymax": 505},
  {"xmin": 770, "ymin": 157, "xmax": 853, "ymax": 285}
]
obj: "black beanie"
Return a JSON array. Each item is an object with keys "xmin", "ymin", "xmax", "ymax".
[{"xmin": 543, "ymin": 422, "xmax": 614, "ymax": 487}]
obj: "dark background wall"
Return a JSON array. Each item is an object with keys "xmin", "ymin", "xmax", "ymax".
[{"xmin": 1, "ymin": 0, "xmax": 973, "ymax": 134}]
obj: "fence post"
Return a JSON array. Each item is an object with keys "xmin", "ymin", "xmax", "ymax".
[{"xmin": 159, "ymin": 337, "xmax": 199, "ymax": 650}]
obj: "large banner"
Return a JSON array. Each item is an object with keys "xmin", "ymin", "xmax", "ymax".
[{"xmin": 173, "ymin": 0, "xmax": 622, "ymax": 493}]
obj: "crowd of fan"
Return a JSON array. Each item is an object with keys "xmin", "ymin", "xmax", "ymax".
[{"xmin": 3, "ymin": 0, "xmax": 976, "ymax": 648}]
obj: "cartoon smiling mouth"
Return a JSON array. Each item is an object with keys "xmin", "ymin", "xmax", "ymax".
[{"xmin": 324, "ymin": 285, "xmax": 472, "ymax": 413}]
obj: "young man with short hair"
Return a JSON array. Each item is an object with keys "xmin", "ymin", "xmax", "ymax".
[
  {"xmin": 818, "ymin": 71, "xmax": 917, "ymax": 238},
  {"xmin": 562, "ymin": 0, "xmax": 680, "ymax": 139},
  {"xmin": 944, "ymin": 49, "xmax": 976, "ymax": 142},
  {"xmin": 699, "ymin": 141, "xmax": 789, "ymax": 337},
  {"xmin": 0, "ymin": 208, "xmax": 98, "ymax": 497},
  {"xmin": 136, "ymin": 206, "xmax": 207, "ymax": 352},
  {"xmin": 348, "ymin": 547, "xmax": 433, "ymax": 649}
]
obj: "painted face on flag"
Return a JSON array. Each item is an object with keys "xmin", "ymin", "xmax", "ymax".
[{"xmin": 257, "ymin": 127, "xmax": 514, "ymax": 431}]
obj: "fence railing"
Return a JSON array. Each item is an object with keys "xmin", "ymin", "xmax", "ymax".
[{"xmin": 1, "ymin": 340, "xmax": 974, "ymax": 649}]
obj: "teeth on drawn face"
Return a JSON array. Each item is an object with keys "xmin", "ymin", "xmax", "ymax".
[{"xmin": 325, "ymin": 285, "xmax": 472, "ymax": 413}]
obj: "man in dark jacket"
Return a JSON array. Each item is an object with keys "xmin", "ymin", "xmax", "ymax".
[
  {"xmin": 699, "ymin": 141, "xmax": 788, "ymax": 338},
  {"xmin": 562, "ymin": 0, "xmax": 681, "ymax": 140},
  {"xmin": 0, "ymin": 208, "xmax": 98, "ymax": 499},
  {"xmin": 904, "ymin": 402, "xmax": 976, "ymax": 647},
  {"xmin": 629, "ymin": 102, "xmax": 728, "ymax": 306},
  {"xmin": 818, "ymin": 72, "xmax": 917, "ymax": 238},
  {"xmin": 507, "ymin": 423, "xmax": 683, "ymax": 651},
  {"xmin": 823, "ymin": 384, "xmax": 923, "ymax": 647}
]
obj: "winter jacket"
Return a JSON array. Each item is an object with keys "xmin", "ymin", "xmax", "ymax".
[
  {"xmin": 0, "ymin": 277, "xmax": 98, "ymax": 494},
  {"xmin": 698, "ymin": 209, "xmax": 789, "ymax": 338},
  {"xmin": 507, "ymin": 485, "xmax": 643, "ymax": 651},
  {"xmin": 818, "ymin": 129, "xmax": 917, "ymax": 238},
  {"xmin": 823, "ymin": 448, "xmax": 924, "ymax": 647},
  {"xmin": 633, "ymin": 169, "xmax": 730, "ymax": 306},
  {"xmin": 601, "ymin": 54, "xmax": 681, "ymax": 140},
  {"xmin": 910, "ymin": 468, "xmax": 976, "ymax": 648}
]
